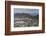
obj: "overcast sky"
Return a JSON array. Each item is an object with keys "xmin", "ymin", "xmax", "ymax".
[{"xmin": 14, "ymin": 8, "xmax": 39, "ymax": 15}]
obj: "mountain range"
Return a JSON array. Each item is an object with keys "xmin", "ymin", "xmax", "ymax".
[{"xmin": 14, "ymin": 13, "xmax": 39, "ymax": 19}]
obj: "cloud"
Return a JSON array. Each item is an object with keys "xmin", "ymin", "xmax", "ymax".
[{"xmin": 14, "ymin": 8, "xmax": 39, "ymax": 15}]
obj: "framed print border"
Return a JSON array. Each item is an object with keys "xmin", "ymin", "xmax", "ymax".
[{"xmin": 5, "ymin": 1, "xmax": 45, "ymax": 35}]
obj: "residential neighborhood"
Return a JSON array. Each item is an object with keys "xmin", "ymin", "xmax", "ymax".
[{"xmin": 14, "ymin": 13, "xmax": 39, "ymax": 27}]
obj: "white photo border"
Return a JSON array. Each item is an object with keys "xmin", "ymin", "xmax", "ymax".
[{"xmin": 11, "ymin": 5, "xmax": 42, "ymax": 32}]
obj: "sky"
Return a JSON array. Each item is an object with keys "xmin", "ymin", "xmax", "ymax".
[{"xmin": 14, "ymin": 8, "xmax": 39, "ymax": 15}]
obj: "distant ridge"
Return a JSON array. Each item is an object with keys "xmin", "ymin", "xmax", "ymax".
[
  {"xmin": 14, "ymin": 13, "xmax": 33, "ymax": 19},
  {"xmin": 14, "ymin": 13, "xmax": 39, "ymax": 19}
]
